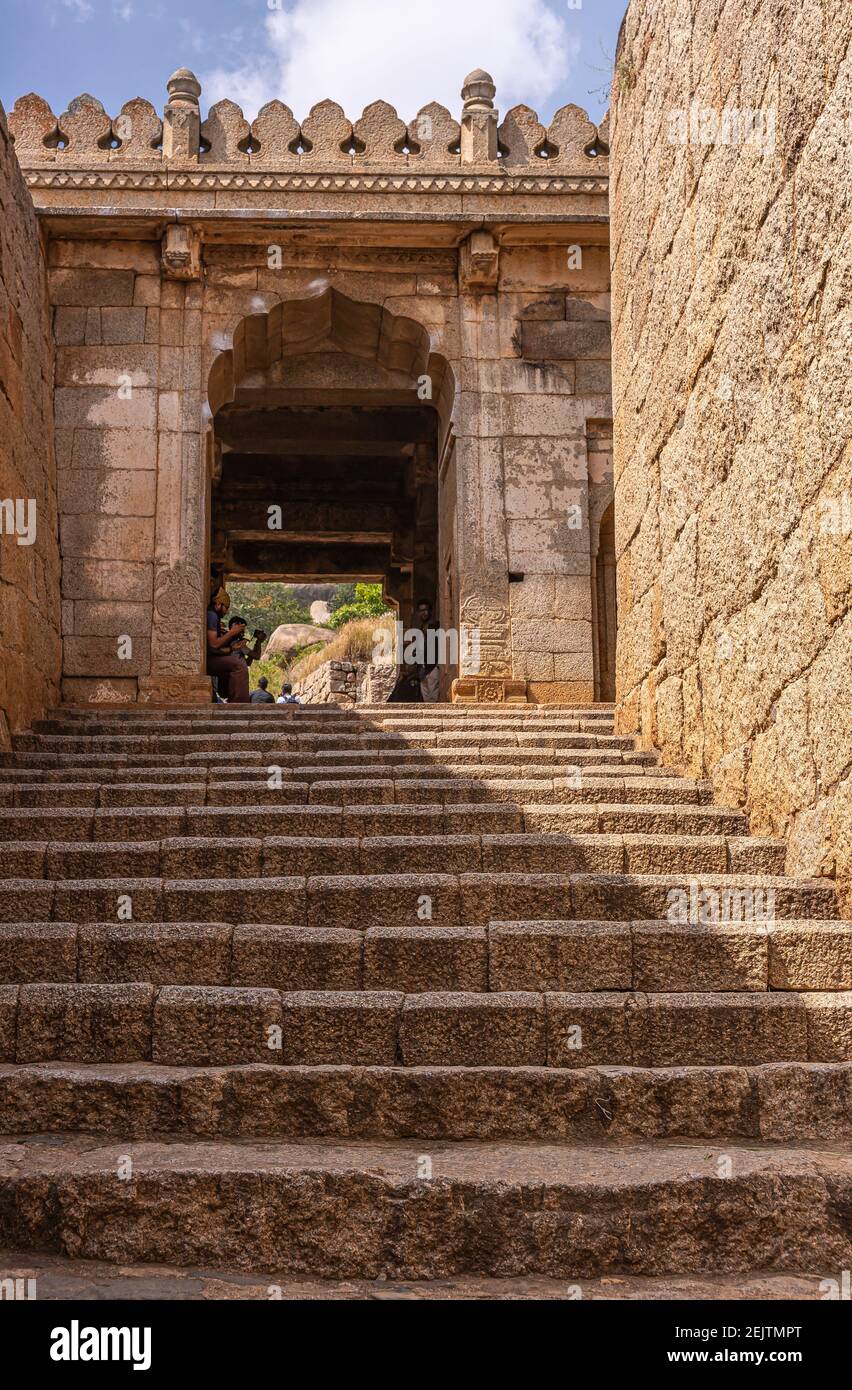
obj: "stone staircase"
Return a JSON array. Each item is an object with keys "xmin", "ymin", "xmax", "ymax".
[{"xmin": 0, "ymin": 702, "xmax": 849, "ymax": 1291}]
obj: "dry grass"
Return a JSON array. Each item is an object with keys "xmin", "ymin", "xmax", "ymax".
[{"xmin": 288, "ymin": 613, "xmax": 396, "ymax": 683}]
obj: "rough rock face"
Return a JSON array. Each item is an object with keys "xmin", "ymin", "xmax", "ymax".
[
  {"xmin": 609, "ymin": 0, "xmax": 852, "ymax": 911},
  {"xmin": 263, "ymin": 623, "xmax": 334, "ymax": 656},
  {"xmin": 0, "ymin": 104, "xmax": 61, "ymax": 749}
]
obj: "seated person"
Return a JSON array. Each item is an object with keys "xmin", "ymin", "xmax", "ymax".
[
  {"xmin": 206, "ymin": 590, "xmax": 249, "ymax": 704},
  {"xmin": 224, "ymin": 615, "xmax": 266, "ymax": 668},
  {"xmin": 276, "ymin": 683, "xmax": 300, "ymax": 705},
  {"xmin": 250, "ymin": 676, "xmax": 276, "ymax": 704}
]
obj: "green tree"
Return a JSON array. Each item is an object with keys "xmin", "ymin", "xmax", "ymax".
[
  {"xmin": 327, "ymin": 582, "xmax": 356, "ymax": 613},
  {"xmin": 326, "ymin": 583, "xmax": 389, "ymax": 629},
  {"xmin": 226, "ymin": 582, "xmax": 311, "ymax": 636}
]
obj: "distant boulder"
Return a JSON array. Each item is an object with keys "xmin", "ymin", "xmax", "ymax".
[
  {"xmin": 263, "ymin": 623, "xmax": 335, "ymax": 656},
  {"xmin": 310, "ymin": 600, "xmax": 331, "ymax": 624}
]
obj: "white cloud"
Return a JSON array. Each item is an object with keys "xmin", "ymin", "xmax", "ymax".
[
  {"xmin": 60, "ymin": 0, "xmax": 95, "ymax": 21},
  {"xmin": 202, "ymin": 0, "xmax": 578, "ymax": 122}
]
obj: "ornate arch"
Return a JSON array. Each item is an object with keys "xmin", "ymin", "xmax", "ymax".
[{"xmin": 207, "ymin": 286, "xmax": 456, "ymax": 445}]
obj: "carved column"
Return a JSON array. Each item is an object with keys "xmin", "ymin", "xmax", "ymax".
[
  {"xmin": 450, "ymin": 292, "xmax": 525, "ymax": 703},
  {"xmin": 138, "ymin": 247, "xmax": 210, "ymax": 702}
]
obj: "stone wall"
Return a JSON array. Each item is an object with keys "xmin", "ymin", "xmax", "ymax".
[
  {"xmin": 292, "ymin": 659, "xmax": 397, "ymax": 706},
  {"xmin": 494, "ymin": 249, "xmax": 613, "ymax": 702},
  {"xmin": 0, "ymin": 104, "xmax": 60, "ymax": 745},
  {"xmin": 51, "ymin": 243, "xmax": 207, "ymax": 706},
  {"xmin": 12, "ymin": 66, "xmax": 613, "ymax": 707},
  {"xmin": 610, "ymin": 0, "xmax": 852, "ymax": 907}
]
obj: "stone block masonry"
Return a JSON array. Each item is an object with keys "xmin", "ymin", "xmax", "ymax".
[
  {"xmin": 610, "ymin": 0, "xmax": 852, "ymax": 910},
  {"xmin": 291, "ymin": 660, "xmax": 397, "ymax": 706},
  {"xmin": 0, "ymin": 103, "xmax": 61, "ymax": 749},
  {"xmin": 6, "ymin": 66, "xmax": 614, "ymax": 707}
]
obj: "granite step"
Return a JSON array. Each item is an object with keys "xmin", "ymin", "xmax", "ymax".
[
  {"xmin": 0, "ymin": 833, "xmax": 789, "ymax": 880},
  {"xmin": 0, "ymin": 748, "xmax": 656, "ymax": 776},
  {"xmin": 0, "ymin": 1060, "xmax": 848, "ymax": 1141},
  {"xmin": 10, "ymin": 731, "xmax": 636, "ymax": 754},
  {"xmin": 0, "ymin": 1251, "xmax": 836, "ymax": 1301},
  {"xmin": 0, "ymin": 801, "xmax": 750, "ymax": 842},
  {"xmin": 0, "ymin": 1135, "xmax": 848, "ymax": 1278},
  {"xmin": 2, "ymin": 983, "xmax": 849, "ymax": 1066},
  {"xmin": 0, "ymin": 870, "xmax": 837, "ymax": 926},
  {"xmin": 1, "ymin": 919, "xmax": 847, "ymax": 992},
  {"xmin": 32, "ymin": 717, "xmax": 617, "ymax": 737},
  {"xmin": 0, "ymin": 774, "xmax": 718, "ymax": 808}
]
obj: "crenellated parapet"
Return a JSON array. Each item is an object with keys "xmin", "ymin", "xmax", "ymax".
[{"xmin": 9, "ymin": 67, "xmax": 609, "ymax": 189}]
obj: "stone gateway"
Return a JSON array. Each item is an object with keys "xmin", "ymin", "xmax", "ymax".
[{"xmin": 0, "ymin": 0, "xmax": 849, "ymax": 1303}]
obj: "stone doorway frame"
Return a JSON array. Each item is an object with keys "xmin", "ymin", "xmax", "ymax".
[{"xmin": 199, "ymin": 287, "xmax": 458, "ymax": 697}]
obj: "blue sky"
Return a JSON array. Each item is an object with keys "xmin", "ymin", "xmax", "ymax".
[{"xmin": 1, "ymin": 0, "xmax": 626, "ymax": 126}]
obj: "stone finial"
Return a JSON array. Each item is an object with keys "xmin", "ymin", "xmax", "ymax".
[
  {"xmin": 460, "ymin": 68, "xmax": 498, "ymax": 164},
  {"xmin": 166, "ymin": 68, "xmax": 201, "ymax": 107},
  {"xmin": 163, "ymin": 67, "xmax": 201, "ymax": 162},
  {"xmin": 461, "ymin": 69, "xmax": 496, "ymax": 113}
]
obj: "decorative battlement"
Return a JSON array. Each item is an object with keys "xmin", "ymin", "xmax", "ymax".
[{"xmin": 9, "ymin": 67, "xmax": 609, "ymax": 185}]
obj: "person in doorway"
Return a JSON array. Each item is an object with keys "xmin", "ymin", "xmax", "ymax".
[
  {"xmin": 415, "ymin": 598, "xmax": 441, "ymax": 703},
  {"xmin": 206, "ymin": 589, "xmax": 250, "ymax": 703},
  {"xmin": 250, "ymin": 676, "xmax": 275, "ymax": 704},
  {"xmin": 277, "ymin": 683, "xmax": 300, "ymax": 705}
]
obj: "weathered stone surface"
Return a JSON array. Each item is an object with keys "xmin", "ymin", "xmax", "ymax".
[
  {"xmin": 16, "ymin": 982, "xmax": 153, "ymax": 1062},
  {"xmin": 0, "ymin": 924, "xmax": 77, "ymax": 984},
  {"xmin": 231, "ymin": 925, "xmax": 362, "ymax": 991},
  {"xmin": 611, "ymin": 0, "xmax": 852, "ymax": 910},
  {"xmin": 364, "ymin": 926, "xmax": 487, "ymax": 992},
  {"xmin": 153, "ymin": 985, "xmax": 281, "ymax": 1065},
  {"xmin": 0, "ymin": 105, "xmax": 61, "ymax": 749},
  {"xmin": 489, "ymin": 921, "xmax": 631, "ymax": 992}
]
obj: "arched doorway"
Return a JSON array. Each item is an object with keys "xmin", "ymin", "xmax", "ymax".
[{"xmin": 206, "ymin": 288, "xmax": 456, "ymax": 644}]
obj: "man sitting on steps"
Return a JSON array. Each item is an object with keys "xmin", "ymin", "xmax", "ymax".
[{"xmin": 250, "ymin": 676, "xmax": 275, "ymax": 704}]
